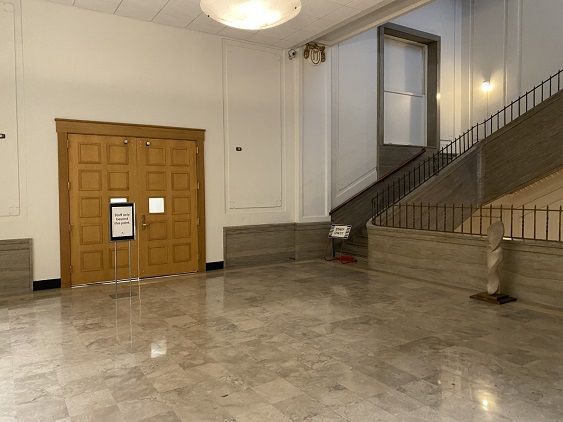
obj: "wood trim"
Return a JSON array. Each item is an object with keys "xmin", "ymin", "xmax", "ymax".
[
  {"xmin": 55, "ymin": 119, "xmax": 205, "ymax": 141},
  {"xmin": 56, "ymin": 119, "xmax": 206, "ymax": 286},
  {"xmin": 196, "ymin": 138, "xmax": 206, "ymax": 272},
  {"xmin": 57, "ymin": 131, "xmax": 71, "ymax": 288}
]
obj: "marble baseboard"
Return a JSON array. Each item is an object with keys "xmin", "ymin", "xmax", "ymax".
[
  {"xmin": 0, "ymin": 238, "xmax": 33, "ymax": 295},
  {"xmin": 367, "ymin": 224, "xmax": 563, "ymax": 310},
  {"xmin": 224, "ymin": 222, "xmax": 332, "ymax": 269}
]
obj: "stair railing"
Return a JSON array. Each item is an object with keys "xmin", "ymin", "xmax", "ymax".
[
  {"xmin": 376, "ymin": 202, "xmax": 563, "ymax": 243},
  {"xmin": 372, "ymin": 68, "xmax": 563, "ymax": 224}
]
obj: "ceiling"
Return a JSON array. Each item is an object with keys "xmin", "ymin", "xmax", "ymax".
[{"xmin": 45, "ymin": 0, "xmax": 432, "ymax": 48}]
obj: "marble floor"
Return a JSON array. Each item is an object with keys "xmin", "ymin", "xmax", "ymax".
[{"xmin": 1, "ymin": 260, "xmax": 563, "ymax": 422}]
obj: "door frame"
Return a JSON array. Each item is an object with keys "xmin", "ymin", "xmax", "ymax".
[{"xmin": 56, "ymin": 119, "xmax": 206, "ymax": 288}]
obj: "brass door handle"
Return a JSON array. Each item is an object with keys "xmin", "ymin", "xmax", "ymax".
[{"xmin": 141, "ymin": 215, "xmax": 150, "ymax": 229}]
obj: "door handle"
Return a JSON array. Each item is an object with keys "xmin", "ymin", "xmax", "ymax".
[{"xmin": 141, "ymin": 215, "xmax": 150, "ymax": 229}]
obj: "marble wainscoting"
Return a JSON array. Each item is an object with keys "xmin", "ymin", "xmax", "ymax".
[
  {"xmin": 224, "ymin": 222, "xmax": 332, "ymax": 268},
  {"xmin": 367, "ymin": 224, "xmax": 563, "ymax": 309},
  {"xmin": 0, "ymin": 239, "xmax": 33, "ymax": 296}
]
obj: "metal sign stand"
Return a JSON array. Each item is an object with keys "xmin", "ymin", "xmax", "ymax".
[
  {"xmin": 324, "ymin": 224, "xmax": 357, "ymax": 264},
  {"xmin": 109, "ymin": 202, "xmax": 136, "ymax": 299}
]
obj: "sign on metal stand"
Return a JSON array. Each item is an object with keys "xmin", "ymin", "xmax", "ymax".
[
  {"xmin": 109, "ymin": 202, "xmax": 136, "ymax": 299},
  {"xmin": 324, "ymin": 224, "xmax": 357, "ymax": 263}
]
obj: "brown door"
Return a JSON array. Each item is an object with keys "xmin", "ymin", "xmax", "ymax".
[
  {"xmin": 68, "ymin": 135, "xmax": 199, "ymax": 285},
  {"xmin": 68, "ymin": 134, "xmax": 139, "ymax": 284},
  {"xmin": 137, "ymin": 138, "xmax": 199, "ymax": 278}
]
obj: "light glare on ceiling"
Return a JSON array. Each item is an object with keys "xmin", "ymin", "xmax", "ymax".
[{"xmin": 200, "ymin": 0, "xmax": 302, "ymax": 30}]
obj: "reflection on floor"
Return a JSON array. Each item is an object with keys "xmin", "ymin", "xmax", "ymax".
[{"xmin": 1, "ymin": 260, "xmax": 562, "ymax": 421}]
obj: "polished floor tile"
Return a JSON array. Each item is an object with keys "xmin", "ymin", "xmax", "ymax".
[{"xmin": 1, "ymin": 260, "xmax": 562, "ymax": 421}]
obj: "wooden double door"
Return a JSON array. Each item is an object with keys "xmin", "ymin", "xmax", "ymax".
[{"xmin": 67, "ymin": 134, "xmax": 200, "ymax": 285}]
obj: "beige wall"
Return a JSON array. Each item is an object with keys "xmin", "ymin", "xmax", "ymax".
[{"xmin": 0, "ymin": 0, "xmax": 297, "ymax": 280}]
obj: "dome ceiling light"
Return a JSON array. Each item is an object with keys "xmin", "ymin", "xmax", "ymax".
[{"xmin": 200, "ymin": 0, "xmax": 302, "ymax": 30}]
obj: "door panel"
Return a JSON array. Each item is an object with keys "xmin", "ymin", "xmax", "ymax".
[
  {"xmin": 137, "ymin": 138, "xmax": 199, "ymax": 278},
  {"xmin": 68, "ymin": 134, "xmax": 138, "ymax": 285}
]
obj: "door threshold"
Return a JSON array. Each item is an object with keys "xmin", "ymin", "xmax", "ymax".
[{"xmin": 71, "ymin": 272, "xmax": 197, "ymax": 288}]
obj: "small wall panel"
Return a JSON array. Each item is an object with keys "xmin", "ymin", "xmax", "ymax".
[
  {"xmin": 78, "ymin": 143, "xmax": 102, "ymax": 163},
  {"xmin": 225, "ymin": 42, "xmax": 283, "ymax": 210},
  {"xmin": 172, "ymin": 172, "xmax": 190, "ymax": 190},
  {"xmin": 171, "ymin": 148, "xmax": 189, "ymax": 166},
  {"xmin": 172, "ymin": 197, "xmax": 190, "ymax": 215},
  {"xmin": 107, "ymin": 144, "xmax": 129, "ymax": 164},
  {"xmin": 108, "ymin": 171, "xmax": 129, "ymax": 191},
  {"xmin": 148, "ymin": 246, "xmax": 168, "ymax": 265},
  {"xmin": 173, "ymin": 244, "xmax": 191, "ymax": 263},
  {"xmin": 173, "ymin": 220, "xmax": 191, "ymax": 239},
  {"xmin": 79, "ymin": 197, "xmax": 102, "ymax": 218},
  {"xmin": 78, "ymin": 170, "xmax": 102, "ymax": 191},
  {"xmin": 0, "ymin": 5, "xmax": 21, "ymax": 217},
  {"xmin": 146, "ymin": 172, "xmax": 166, "ymax": 191},
  {"xmin": 81, "ymin": 250, "xmax": 103, "ymax": 272},
  {"xmin": 146, "ymin": 147, "xmax": 166, "ymax": 166},
  {"xmin": 332, "ymin": 29, "xmax": 378, "ymax": 207}
]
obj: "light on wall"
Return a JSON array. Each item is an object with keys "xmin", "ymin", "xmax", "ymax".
[
  {"xmin": 481, "ymin": 81, "xmax": 493, "ymax": 92},
  {"xmin": 200, "ymin": 0, "xmax": 302, "ymax": 30}
]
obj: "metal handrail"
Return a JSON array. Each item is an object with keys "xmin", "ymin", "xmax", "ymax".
[
  {"xmin": 375, "ymin": 202, "xmax": 563, "ymax": 242},
  {"xmin": 371, "ymin": 68, "xmax": 563, "ymax": 224}
]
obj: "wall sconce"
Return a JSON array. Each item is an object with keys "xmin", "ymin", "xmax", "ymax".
[
  {"xmin": 303, "ymin": 43, "xmax": 325, "ymax": 65},
  {"xmin": 481, "ymin": 81, "xmax": 493, "ymax": 92}
]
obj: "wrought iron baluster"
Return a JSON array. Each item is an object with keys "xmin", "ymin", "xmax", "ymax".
[
  {"xmin": 480, "ymin": 205, "xmax": 483, "ymax": 236},
  {"xmin": 546, "ymin": 205, "xmax": 549, "ymax": 240},
  {"xmin": 461, "ymin": 204, "xmax": 464, "ymax": 234},
  {"xmin": 534, "ymin": 205, "xmax": 537, "ymax": 240},
  {"xmin": 399, "ymin": 203, "xmax": 402, "ymax": 228},
  {"xmin": 443, "ymin": 204, "xmax": 447, "ymax": 232},
  {"xmin": 559, "ymin": 205, "xmax": 563, "ymax": 242},
  {"xmin": 470, "ymin": 204, "xmax": 473, "ymax": 234},
  {"xmin": 420, "ymin": 202, "xmax": 423, "ymax": 230},
  {"xmin": 510, "ymin": 205, "xmax": 514, "ymax": 239},
  {"xmin": 522, "ymin": 205, "xmax": 525, "ymax": 239}
]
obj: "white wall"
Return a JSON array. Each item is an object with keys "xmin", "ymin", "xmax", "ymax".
[
  {"xmin": 0, "ymin": 0, "xmax": 296, "ymax": 280},
  {"xmin": 463, "ymin": 0, "xmax": 563, "ymax": 126},
  {"xmin": 393, "ymin": 0, "xmax": 462, "ymax": 143},
  {"xmin": 299, "ymin": 50, "xmax": 332, "ymax": 222},
  {"xmin": 331, "ymin": 28, "xmax": 378, "ymax": 208}
]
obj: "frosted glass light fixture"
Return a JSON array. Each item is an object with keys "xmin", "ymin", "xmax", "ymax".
[{"xmin": 200, "ymin": 0, "xmax": 302, "ymax": 30}]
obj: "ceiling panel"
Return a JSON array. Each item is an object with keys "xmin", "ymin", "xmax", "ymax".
[{"xmin": 44, "ymin": 0, "xmax": 434, "ymax": 48}]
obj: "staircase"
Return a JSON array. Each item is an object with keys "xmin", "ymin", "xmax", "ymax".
[
  {"xmin": 331, "ymin": 69, "xmax": 563, "ymax": 258},
  {"xmin": 330, "ymin": 148, "xmax": 431, "ymax": 258},
  {"xmin": 372, "ymin": 68, "xmax": 563, "ymax": 226}
]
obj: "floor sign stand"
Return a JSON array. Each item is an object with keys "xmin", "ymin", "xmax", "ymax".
[
  {"xmin": 109, "ymin": 202, "xmax": 136, "ymax": 299},
  {"xmin": 324, "ymin": 225, "xmax": 357, "ymax": 264}
]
